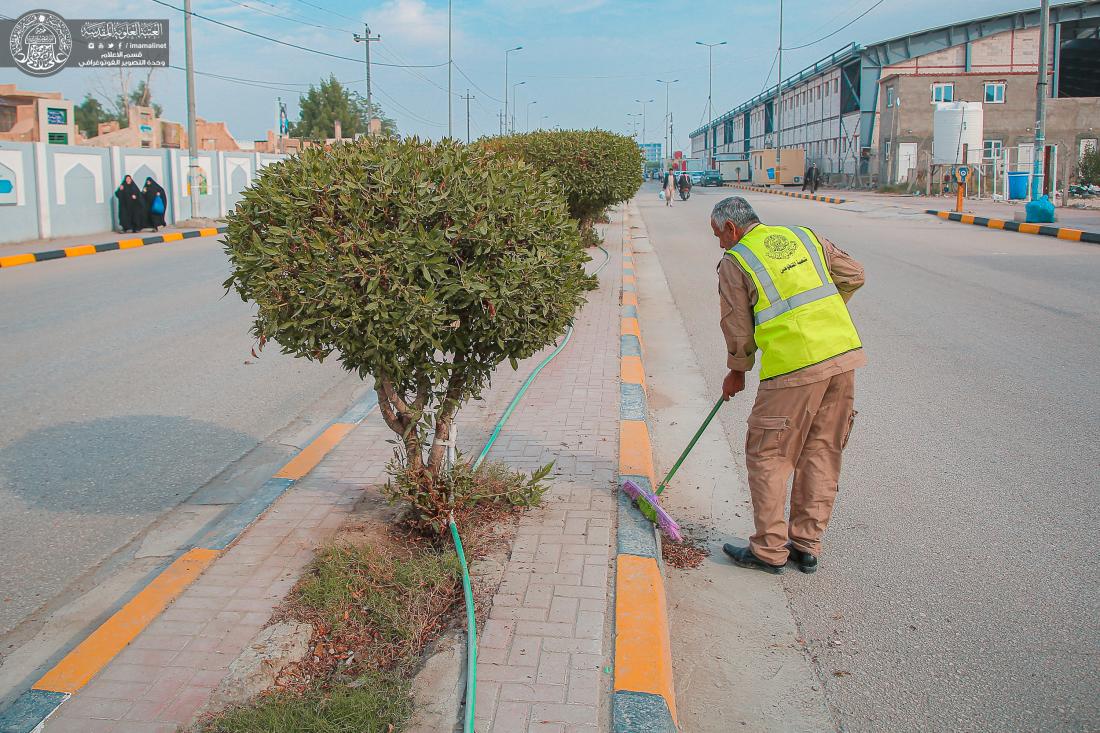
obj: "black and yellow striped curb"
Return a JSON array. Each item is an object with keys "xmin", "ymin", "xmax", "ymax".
[
  {"xmin": 729, "ymin": 183, "xmax": 846, "ymax": 204},
  {"xmin": 0, "ymin": 394, "xmax": 377, "ymax": 733},
  {"xmin": 925, "ymin": 210, "xmax": 1100, "ymax": 244},
  {"xmin": 614, "ymin": 207, "xmax": 679, "ymax": 732},
  {"xmin": 0, "ymin": 226, "xmax": 227, "ymax": 270}
]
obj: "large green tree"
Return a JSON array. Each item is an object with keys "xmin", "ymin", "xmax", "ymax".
[
  {"xmin": 289, "ymin": 75, "xmax": 396, "ymax": 140},
  {"xmin": 74, "ymin": 94, "xmax": 111, "ymax": 137}
]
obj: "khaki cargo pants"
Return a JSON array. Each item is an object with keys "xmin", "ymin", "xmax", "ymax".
[{"xmin": 745, "ymin": 370, "xmax": 857, "ymax": 565}]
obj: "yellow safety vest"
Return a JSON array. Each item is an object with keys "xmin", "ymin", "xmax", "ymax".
[{"xmin": 726, "ymin": 224, "xmax": 862, "ymax": 380}]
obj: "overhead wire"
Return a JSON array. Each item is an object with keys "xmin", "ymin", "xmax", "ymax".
[
  {"xmin": 783, "ymin": 0, "xmax": 889, "ymax": 51},
  {"xmin": 221, "ymin": 0, "xmax": 348, "ymax": 34},
  {"xmin": 146, "ymin": 0, "xmax": 446, "ymax": 68},
  {"xmin": 285, "ymin": 0, "xmax": 358, "ymax": 23},
  {"xmin": 453, "ymin": 62, "xmax": 503, "ymax": 104}
]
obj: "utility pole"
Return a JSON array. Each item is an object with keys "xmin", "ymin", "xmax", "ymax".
[
  {"xmin": 353, "ymin": 24, "xmax": 380, "ymax": 130},
  {"xmin": 1029, "ymin": 0, "xmax": 1051, "ymax": 203},
  {"xmin": 511, "ymin": 80, "xmax": 525, "ymax": 134},
  {"xmin": 460, "ymin": 89, "xmax": 474, "ymax": 143},
  {"xmin": 447, "ymin": 0, "xmax": 452, "ymax": 138},
  {"xmin": 775, "ymin": 0, "xmax": 784, "ymax": 183},
  {"xmin": 504, "ymin": 45, "xmax": 522, "ymax": 135},
  {"xmin": 696, "ymin": 40, "xmax": 726, "ymax": 169},
  {"xmin": 657, "ymin": 79, "xmax": 678, "ymax": 167},
  {"xmin": 183, "ymin": 0, "xmax": 199, "ymax": 218}
]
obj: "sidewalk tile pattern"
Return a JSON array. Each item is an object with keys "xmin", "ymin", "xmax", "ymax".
[
  {"xmin": 471, "ymin": 215, "xmax": 623, "ymax": 732},
  {"xmin": 42, "ymin": 424, "xmax": 392, "ymax": 733}
]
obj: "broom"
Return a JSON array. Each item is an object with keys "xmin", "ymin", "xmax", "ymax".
[{"xmin": 622, "ymin": 398, "xmax": 725, "ymax": 541}]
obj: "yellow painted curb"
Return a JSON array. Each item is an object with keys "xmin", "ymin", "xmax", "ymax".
[
  {"xmin": 34, "ymin": 548, "xmax": 220, "ymax": 694},
  {"xmin": 622, "ymin": 292, "xmax": 637, "ymax": 307},
  {"xmin": 118, "ymin": 238, "xmax": 145, "ymax": 249},
  {"xmin": 162, "ymin": 232, "xmax": 184, "ymax": 242},
  {"xmin": 0, "ymin": 253, "xmax": 36, "ymax": 268},
  {"xmin": 63, "ymin": 245, "xmax": 96, "ymax": 258},
  {"xmin": 619, "ymin": 419, "xmax": 655, "ymax": 486},
  {"xmin": 620, "ymin": 317, "xmax": 641, "ymax": 339},
  {"xmin": 199, "ymin": 227, "xmax": 219, "ymax": 237},
  {"xmin": 1057, "ymin": 228, "xmax": 1083, "ymax": 241},
  {"xmin": 620, "ymin": 355, "xmax": 646, "ymax": 393},
  {"xmin": 614, "ymin": 554, "xmax": 677, "ymax": 721},
  {"xmin": 274, "ymin": 423, "xmax": 356, "ymax": 479}
]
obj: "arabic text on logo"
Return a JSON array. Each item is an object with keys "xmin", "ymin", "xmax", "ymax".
[{"xmin": 10, "ymin": 9, "xmax": 72, "ymax": 76}]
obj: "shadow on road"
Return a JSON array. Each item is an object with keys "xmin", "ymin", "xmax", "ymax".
[{"xmin": 0, "ymin": 415, "xmax": 253, "ymax": 514}]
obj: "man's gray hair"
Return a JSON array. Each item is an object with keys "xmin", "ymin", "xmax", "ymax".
[{"xmin": 711, "ymin": 196, "xmax": 759, "ymax": 229}]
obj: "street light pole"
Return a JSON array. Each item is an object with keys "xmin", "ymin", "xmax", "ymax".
[
  {"xmin": 1030, "ymin": 0, "xmax": 1051, "ymax": 203},
  {"xmin": 447, "ymin": 0, "xmax": 452, "ymax": 138},
  {"xmin": 527, "ymin": 100, "xmax": 537, "ymax": 132},
  {"xmin": 634, "ymin": 98, "xmax": 654, "ymax": 146},
  {"xmin": 657, "ymin": 79, "xmax": 678, "ymax": 167},
  {"xmin": 504, "ymin": 45, "xmax": 522, "ymax": 135},
  {"xmin": 696, "ymin": 40, "xmax": 726, "ymax": 169},
  {"xmin": 183, "ymin": 0, "xmax": 199, "ymax": 218},
  {"xmin": 776, "ymin": 0, "xmax": 784, "ymax": 181}
]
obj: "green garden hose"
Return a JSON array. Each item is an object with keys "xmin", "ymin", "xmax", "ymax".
[{"xmin": 451, "ymin": 244, "xmax": 611, "ymax": 733}]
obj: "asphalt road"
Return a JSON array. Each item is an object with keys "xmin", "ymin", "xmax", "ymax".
[
  {"xmin": 0, "ymin": 237, "xmax": 361, "ymax": 683},
  {"xmin": 636, "ymin": 184, "xmax": 1100, "ymax": 732}
]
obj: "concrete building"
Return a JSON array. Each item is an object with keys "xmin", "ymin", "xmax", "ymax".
[
  {"xmin": 690, "ymin": 1, "xmax": 1100, "ymax": 186},
  {"xmin": 0, "ymin": 85, "xmax": 76, "ymax": 145},
  {"xmin": 83, "ymin": 106, "xmax": 186, "ymax": 149}
]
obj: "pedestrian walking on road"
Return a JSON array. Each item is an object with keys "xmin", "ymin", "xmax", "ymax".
[
  {"xmin": 142, "ymin": 176, "xmax": 167, "ymax": 231},
  {"xmin": 115, "ymin": 175, "xmax": 147, "ymax": 233},
  {"xmin": 663, "ymin": 169, "xmax": 675, "ymax": 206},
  {"xmin": 711, "ymin": 196, "xmax": 865, "ymax": 575}
]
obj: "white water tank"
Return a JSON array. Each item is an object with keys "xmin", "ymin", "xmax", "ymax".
[{"xmin": 932, "ymin": 102, "xmax": 984, "ymax": 165}]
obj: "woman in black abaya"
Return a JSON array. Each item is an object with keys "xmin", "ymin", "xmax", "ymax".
[
  {"xmin": 115, "ymin": 175, "xmax": 147, "ymax": 233},
  {"xmin": 142, "ymin": 176, "xmax": 167, "ymax": 231}
]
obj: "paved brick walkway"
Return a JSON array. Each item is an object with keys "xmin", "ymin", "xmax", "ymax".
[
  {"xmin": 39, "ymin": 212, "xmax": 623, "ymax": 733},
  {"xmin": 43, "ymin": 424, "xmax": 392, "ymax": 732},
  {"xmin": 471, "ymin": 212, "xmax": 622, "ymax": 733}
]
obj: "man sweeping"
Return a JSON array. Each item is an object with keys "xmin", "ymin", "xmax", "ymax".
[{"xmin": 711, "ymin": 196, "xmax": 865, "ymax": 574}]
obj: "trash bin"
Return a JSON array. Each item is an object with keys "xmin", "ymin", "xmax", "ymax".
[{"xmin": 1007, "ymin": 171, "xmax": 1030, "ymax": 200}]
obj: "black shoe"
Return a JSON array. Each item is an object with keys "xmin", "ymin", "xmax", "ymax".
[
  {"xmin": 786, "ymin": 543, "xmax": 818, "ymax": 574},
  {"xmin": 722, "ymin": 543, "xmax": 784, "ymax": 574}
]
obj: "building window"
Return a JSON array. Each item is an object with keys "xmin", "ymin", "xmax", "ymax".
[
  {"xmin": 47, "ymin": 132, "xmax": 68, "ymax": 145},
  {"xmin": 47, "ymin": 107, "xmax": 68, "ymax": 125},
  {"xmin": 0, "ymin": 104, "xmax": 15, "ymax": 132},
  {"xmin": 984, "ymin": 81, "xmax": 1006, "ymax": 103},
  {"xmin": 982, "ymin": 139, "xmax": 1003, "ymax": 160},
  {"xmin": 834, "ymin": 79, "xmax": 839, "ymax": 94},
  {"xmin": 932, "ymin": 82, "xmax": 954, "ymax": 103},
  {"xmin": 886, "ymin": 87, "xmax": 895, "ymax": 108}
]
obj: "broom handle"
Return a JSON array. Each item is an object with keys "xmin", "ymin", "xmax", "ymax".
[{"xmin": 655, "ymin": 397, "xmax": 725, "ymax": 495}]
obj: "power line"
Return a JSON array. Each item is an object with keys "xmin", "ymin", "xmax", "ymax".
[
  {"xmin": 286, "ymin": 0, "xmax": 358, "ymax": 23},
  {"xmin": 759, "ymin": 49, "xmax": 779, "ymax": 95},
  {"xmin": 453, "ymin": 62, "xmax": 503, "ymax": 104},
  {"xmin": 783, "ymin": 0, "xmax": 888, "ymax": 51},
  {"xmin": 372, "ymin": 84, "xmax": 445, "ymax": 128},
  {"xmin": 222, "ymin": 0, "xmax": 347, "ymax": 34},
  {"xmin": 146, "ymin": 0, "xmax": 446, "ymax": 68}
]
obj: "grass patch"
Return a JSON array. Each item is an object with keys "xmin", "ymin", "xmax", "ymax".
[
  {"xmin": 384, "ymin": 457, "xmax": 551, "ymax": 535},
  {"xmin": 196, "ymin": 672, "xmax": 411, "ymax": 733},
  {"xmin": 293, "ymin": 543, "xmax": 460, "ymax": 674}
]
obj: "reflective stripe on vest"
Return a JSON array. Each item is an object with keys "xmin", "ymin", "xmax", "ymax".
[
  {"xmin": 731, "ymin": 227, "xmax": 839, "ymax": 326},
  {"xmin": 726, "ymin": 224, "xmax": 863, "ymax": 380}
]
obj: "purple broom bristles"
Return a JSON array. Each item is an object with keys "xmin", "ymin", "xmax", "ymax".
[{"xmin": 622, "ymin": 479, "xmax": 683, "ymax": 542}]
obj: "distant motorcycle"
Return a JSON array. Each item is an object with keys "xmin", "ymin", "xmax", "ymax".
[{"xmin": 678, "ymin": 186, "xmax": 691, "ymax": 201}]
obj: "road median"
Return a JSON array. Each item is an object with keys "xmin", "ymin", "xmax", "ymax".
[{"xmin": 925, "ymin": 209, "xmax": 1100, "ymax": 243}]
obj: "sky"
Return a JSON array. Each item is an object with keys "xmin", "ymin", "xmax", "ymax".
[{"xmin": 2, "ymin": 0, "xmax": 1040, "ymax": 150}]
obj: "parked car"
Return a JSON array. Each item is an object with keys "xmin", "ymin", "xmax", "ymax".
[{"xmin": 700, "ymin": 170, "xmax": 723, "ymax": 186}]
